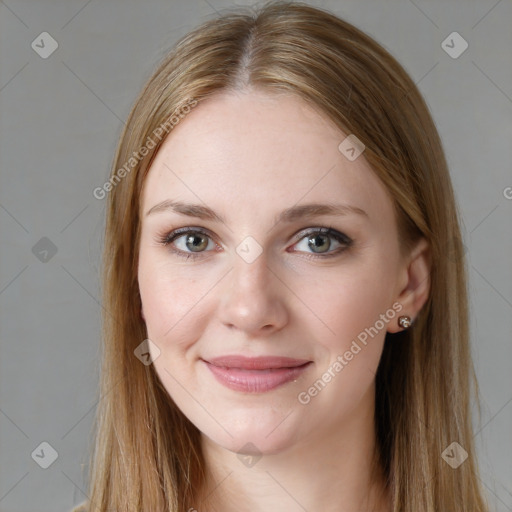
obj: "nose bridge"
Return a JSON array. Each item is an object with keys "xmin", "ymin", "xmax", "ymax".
[
  {"xmin": 228, "ymin": 249, "xmax": 273, "ymax": 307},
  {"xmin": 234, "ymin": 245, "xmax": 268, "ymax": 284}
]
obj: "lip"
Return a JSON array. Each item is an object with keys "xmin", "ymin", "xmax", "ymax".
[{"xmin": 202, "ymin": 355, "xmax": 312, "ymax": 393}]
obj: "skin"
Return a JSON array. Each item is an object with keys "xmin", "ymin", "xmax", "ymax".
[{"xmin": 137, "ymin": 88, "xmax": 431, "ymax": 511}]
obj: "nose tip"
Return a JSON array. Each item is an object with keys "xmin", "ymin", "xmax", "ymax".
[{"xmin": 218, "ymin": 253, "xmax": 288, "ymax": 335}]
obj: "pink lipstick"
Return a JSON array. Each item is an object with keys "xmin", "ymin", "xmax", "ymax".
[{"xmin": 202, "ymin": 355, "xmax": 312, "ymax": 393}]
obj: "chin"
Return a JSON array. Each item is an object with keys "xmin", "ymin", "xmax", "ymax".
[{"xmin": 199, "ymin": 415, "xmax": 302, "ymax": 457}]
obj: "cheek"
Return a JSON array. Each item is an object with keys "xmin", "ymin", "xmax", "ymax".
[
  {"xmin": 294, "ymin": 272, "xmax": 392, "ymax": 418},
  {"xmin": 138, "ymin": 253, "xmax": 214, "ymax": 346},
  {"xmin": 299, "ymin": 262, "xmax": 396, "ymax": 352}
]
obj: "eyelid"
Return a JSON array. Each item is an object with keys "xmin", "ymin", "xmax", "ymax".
[
  {"xmin": 290, "ymin": 226, "xmax": 352, "ymax": 245},
  {"xmin": 161, "ymin": 226, "xmax": 216, "ymax": 243},
  {"xmin": 158, "ymin": 226, "xmax": 221, "ymax": 257}
]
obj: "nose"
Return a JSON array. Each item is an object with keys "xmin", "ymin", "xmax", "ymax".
[{"xmin": 217, "ymin": 251, "xmax": 289, "ymax": 336}]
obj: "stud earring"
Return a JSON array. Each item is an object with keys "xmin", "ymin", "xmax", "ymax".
[{"xmin": 398, "ymin": 315, "xmax": 412, "ymax": 329}]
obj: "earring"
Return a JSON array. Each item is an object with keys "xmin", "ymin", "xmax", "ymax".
[{"xmin": 398, "ymin": 315, "xmax": 412, "ymax": 329}]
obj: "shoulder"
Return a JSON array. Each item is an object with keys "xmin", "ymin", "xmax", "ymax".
[{"xmin": 70, "ymin": 502, "xmax": 88, "ymax": 512}]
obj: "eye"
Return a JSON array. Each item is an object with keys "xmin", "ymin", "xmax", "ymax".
[
  {"xmin": 291, "ymin": 227, "xmax": 353, "ymax": 258},
  {"xmin": 157, "ymin": 227, "xmax": 217, "ymax": 259},
  {"xmin": 156, "ymin": 226, "xmax": 353, "ymax": 260}
]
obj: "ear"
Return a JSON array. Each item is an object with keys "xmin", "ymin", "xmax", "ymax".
[
  {"xmin": 387, "ymin": 237, "xmax": 431, "ymax": 333},
  {"xmin": 140, "ymin": 306, "xmax": 146, "ymax": 322}
]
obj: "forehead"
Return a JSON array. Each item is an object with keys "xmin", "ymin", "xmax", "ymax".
[{"xmin": 141, "ymin": 90, "xmax": 395, "ymax": 229}]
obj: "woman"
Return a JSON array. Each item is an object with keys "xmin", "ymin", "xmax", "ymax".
[{"xmin": 73, "ymin": 1, "xmax": 489, "ymax": 510}]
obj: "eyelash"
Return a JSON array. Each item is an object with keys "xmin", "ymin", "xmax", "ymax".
[{"xmin": 156, "ymin": 226, "xmax": 354, "ymax": 261}]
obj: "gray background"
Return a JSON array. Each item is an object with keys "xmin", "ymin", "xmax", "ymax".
[{"xmin": 0, "ymin": 0, "xmax": 511, "ymax": 511}]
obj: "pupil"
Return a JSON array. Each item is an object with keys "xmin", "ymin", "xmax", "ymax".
[
  {"xmin": 309, "ymin": 234, "xmax": 330, "ymax": 253},
  {"xmin": 186, "ymin": 234, "xmax": 207, "ymax": 252}
]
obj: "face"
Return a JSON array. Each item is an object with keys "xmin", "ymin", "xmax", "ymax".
[{"xmin": 138, "ymin": 89, "xmax": 408, "ymax": 456}]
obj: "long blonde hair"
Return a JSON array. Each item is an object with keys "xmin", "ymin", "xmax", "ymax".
[{"xmin": 81, "ymin": 2, "xmax": 488, "ymax": 510}]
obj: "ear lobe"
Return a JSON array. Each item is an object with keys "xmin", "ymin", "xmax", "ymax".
[
  {"xmin": 141, "ymin": 306, "xmax": 146, "ymax": 322},
  {"xmin": 388, "ymin": 237, "xmax": 431, "ymax": 333}
]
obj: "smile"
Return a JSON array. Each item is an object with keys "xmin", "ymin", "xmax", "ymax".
[{"xmin": 202, "ymin": 355, "xmax": 313, "ymax": 393}]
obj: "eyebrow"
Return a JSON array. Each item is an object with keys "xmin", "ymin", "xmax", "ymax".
[{"xmin": 145, "ymin": 199, "xmax": 369, "ymax": 224}]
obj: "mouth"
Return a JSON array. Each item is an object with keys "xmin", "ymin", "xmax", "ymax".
[{"xmin": 201, "ymin": 355, "xmax": 313, "ymax": 393}]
